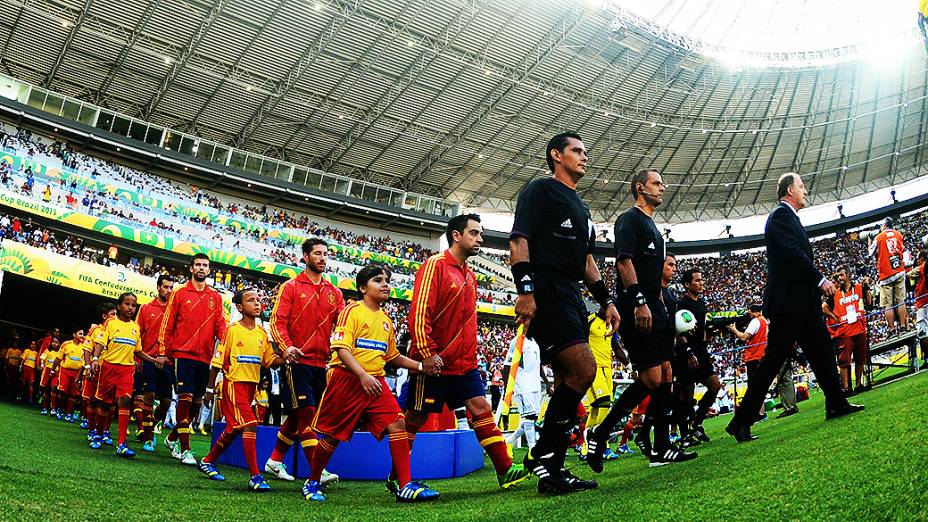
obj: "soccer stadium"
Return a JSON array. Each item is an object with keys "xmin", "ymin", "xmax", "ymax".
[{"xmin": 0, "ymin": 0, "xmax": 926, "ymax": 519}]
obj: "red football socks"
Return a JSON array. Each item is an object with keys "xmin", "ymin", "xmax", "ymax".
[
  {"xmin": 269, "ymin": 414, "xmax": 297, "ymax": 462},
  {"xmin": 117, "ymin": 406, "xmax": 130, "ymax": 445},
  {"xmin": 309, "ymin": 438, "xmax": 337, "ymax": 483},
  {"xmin": 243, "ymin": 431, "xmax": 259, "ymax": 476},
  {"xmin": 471, "ymin": 411, "xmax": 512, "ymax": 475},
  {"xmin": 388, "ymin": 432, "xmax": 412, "ymax": 486}
]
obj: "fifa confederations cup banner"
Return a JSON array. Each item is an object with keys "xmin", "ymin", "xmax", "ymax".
[
  {"xmin": 0, "ymin": 151, "xmax": 493, "ymax": 284},
  {"xmin": 0, "ymin": 193, "xmax": 514, "ymax": 316},
  {"xmin": 0, "ymin": 238, "xmax": 233, "ymax": 314}
]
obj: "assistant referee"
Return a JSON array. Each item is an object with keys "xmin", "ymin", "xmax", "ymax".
[
  {"xmin": 509, "ymin": 130, "xmax": 620, "ymax": 495},
  {"xmin": 587, "ymin": 168, "xmax": 696, "ymax": 471}
]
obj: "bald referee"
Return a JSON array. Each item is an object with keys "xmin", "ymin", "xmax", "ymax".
[
  {"xmin": 586, "ymin": 169, "xmax": 695, "ymax": 471},
  {"xmin": 510, "ymin": 130, "xmax": 619, "ymax": 495},
  {"xmin": 726, "ymin": 173, "xmax": 863, "ymax": 442}
]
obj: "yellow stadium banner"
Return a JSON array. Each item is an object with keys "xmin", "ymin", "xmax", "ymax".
[{"xmin": 0, "ymin": 239, "xmax": 233, "ymax": 313}]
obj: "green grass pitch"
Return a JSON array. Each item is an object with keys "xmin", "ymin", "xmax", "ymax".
[{"xmin": 1, "ymin": 372, "xmax": 925, "ymax": 521}]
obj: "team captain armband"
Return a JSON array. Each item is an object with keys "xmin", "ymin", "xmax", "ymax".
[
  {"xmin": 586, "ymin": 279, "xmax": 614, "ymax": 308},
  {"xmin": 625, "ymin": 283, "xmax": 647, "ymax": 307},
  {"xmin": 511, "ymin": 262, "xmax": 535, "ymax": 294}
]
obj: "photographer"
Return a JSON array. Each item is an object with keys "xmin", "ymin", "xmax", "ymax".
[
  {"xmin": 730, "ymin": 304, "xmax": 798, "ymax": 419},
  {"xmin": 907, "ymin": 250, "xmax": 927, "ymax": 364},
  {"xmin": 822, "ymin": 266, "xmax": 872, "ymax": 395},
  {"xmin": 674, "ymin": 268, "xmax": 721, "ymax": 446},
  {"xmin": 868, "ymin": 218, "xmax": 908, "ymax": 336}
]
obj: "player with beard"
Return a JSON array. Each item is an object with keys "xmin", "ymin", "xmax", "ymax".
[
  {"xmin": 397, "ymin": 214, "xmax": 530, "ymax": 493},
  {"xmin": 674, "ymin": 268, "xmax": 722, "ymax": 446},
  {"xmin": 266, "ymin": 238, "xmax": 345, "ymax": 495},
  {"xmin": 134, "ymin": 274, "xmax": 175, "ymax": 451},
  {"xmin": 159, "ymin": 254, "xmax": 228, "ymax": 465},
  {"xmin": 510, "ymin": 131, "xmax": 620, "ymax": 494},
  {"xmin": 587, "ymin": 169, "xmax": 696, "ymax": 472}
]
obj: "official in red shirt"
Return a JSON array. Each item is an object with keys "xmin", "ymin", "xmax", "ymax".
[
  {"xmin": 158, "ymin": 254, "xmax": 227, "ymax": 463},
  {"xmin": 265, "ymin": 238, "xmax": 344, "ymax": 488},
  {"xmin": 399, "ymin": 214, "xmax": 529, "ymax": 490},
  {"xmin": 823, "ymin": 266, "xmax": 872, "ymax": 394},
  {"xmin": 133, "ymin": 274, "xmax": 175, "ymax": 447},
  {"xmin": 729, "ymin": 304, "xmax": 768, "ymax": 383}
]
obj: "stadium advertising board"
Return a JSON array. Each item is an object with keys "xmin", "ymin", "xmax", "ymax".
[{"xmin": 0, "ymin": 239, "xmax": 232, "ymax": 314}]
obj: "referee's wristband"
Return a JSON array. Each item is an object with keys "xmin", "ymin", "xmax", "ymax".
[
  {"xmin": 586, "ymin": 279, "xmax": 614, "ymax": 308},
  {"xmin": 511, "ymin": 262, "xmax": 535, "ymax": 294},
  {"xmin": 625, "ymin": 284, "xmax": 647, "ymax": 307}
]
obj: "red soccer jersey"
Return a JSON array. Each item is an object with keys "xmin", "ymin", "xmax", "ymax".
[
  {"xmin": 158, "ymin": 281, "xmax": 227, "ymax": 363},
  {"xmin": 269, "ymin": 271, "xmax": 344, "ymax": 368},
  {"xmin": 138, "ymin": 299, "xmax": 168, "ymax": 357},
  {"xmin": 408, "ymin": 250, "xmax": 478, "ymax": 375},
  {"xmin": 36, "ymin": 335, "xmax": 53, "ymax": 362}
]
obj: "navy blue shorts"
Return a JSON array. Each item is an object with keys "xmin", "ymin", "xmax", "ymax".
[
  {"xmin": 174, "ymin": 358, "xmax": 210, "ymax": 397},
  {"xmin": 399, "ymin": 369, "xmax": 486, "ymax": 413},
  {"xmin": 137, "ymin": 360, "xmax": 174, "ymax": 396},
  {"xmin": 282, "ymin": 364, "xmax": 327, "ymax": 411}
]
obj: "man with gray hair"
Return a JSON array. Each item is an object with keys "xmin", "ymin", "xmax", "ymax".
[{"xmin": 726, "ymin": 173, "xmax": 862, "ymax": 442}]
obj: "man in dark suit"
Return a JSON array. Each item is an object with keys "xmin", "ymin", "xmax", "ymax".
[{"xmin": 726, "ymin": 173, "xmax": 863, "ymax": 442}]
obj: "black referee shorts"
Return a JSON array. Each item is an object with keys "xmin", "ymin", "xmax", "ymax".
[
  {"xmin": 674, "ymin": 345, "xmax": 717, "ymax": 383},
  {"xmin": 528, "ymin": 278, "xmax": 589, "ymax": 364},
  {"xmin": 619, "ymin": 295, "xmax": 672, "ymax": 370}
]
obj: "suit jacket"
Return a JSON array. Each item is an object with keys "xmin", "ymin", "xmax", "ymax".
[{"xmin": 763, "ymin": 202, "xmax": 824, "ymax": 316}]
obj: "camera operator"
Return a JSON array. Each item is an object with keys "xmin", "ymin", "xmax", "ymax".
[
  {"xmin": 674, "ymin": 268, "xmax": 721, "ymax": 446},
  {"xmin": 730, "ymin": 304, "xmax": 798, "ymax": 418},
  {"xmin": 868, "ymin": 218, "xmax": 908, "ymax": 336},
  {"xmin": 822, "ymin": 266, "xmax": 872, "ymax": 395}
]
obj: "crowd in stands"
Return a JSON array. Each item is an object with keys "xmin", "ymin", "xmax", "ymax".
[
  {"xmin": 0, "ymin": 126, "xmax": 518, "ymax": 302},
  {"xmin": 0, "ymin": 209, "xmax": 513, "ymax": 373}
]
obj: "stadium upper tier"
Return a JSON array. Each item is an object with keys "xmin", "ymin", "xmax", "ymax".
[{"xmin": 0, "ymin": 74, "xmax": 458, "ymax": 221}]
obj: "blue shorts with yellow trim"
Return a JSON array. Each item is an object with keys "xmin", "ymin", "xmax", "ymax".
[
  {"xmin": 174, "ymin": 358, "xmax": 210, "ymax": 396},
  {"xmin": 282, "ymin": 363, "xmax": 327, "ymax": 411},
  {"xmin": 398, "ymin": 368, "xmax": 486, "ymax": 413}
]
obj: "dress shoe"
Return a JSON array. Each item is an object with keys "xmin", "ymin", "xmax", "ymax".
[
  {"xmin": 825, "ymin": 403, "xmax": 864, "ymax": 420},
  {"xmin": 776, "ymin": 407, "xmax": 799, "ymax": 419},
  {"xmin": 725, "ymin": 420, "xmax": 758, "ymax": 442}
]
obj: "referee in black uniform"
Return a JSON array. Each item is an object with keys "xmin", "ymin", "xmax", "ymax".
[
  {"xmin": 674, "ymin": 268, "xmax": 722, "ymax": 446},
  {"xmin": 509, "ymin": 131, "xmax": 619, "ymax": 494},
  {"xmin": 587, "ymin": 169, "xmax": 696, "ymax": 472}
]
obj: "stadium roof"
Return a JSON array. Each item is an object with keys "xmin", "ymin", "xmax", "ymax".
[{"xmin": 1, "ymin": 0, "xmax": 926, "ymax": 224}]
